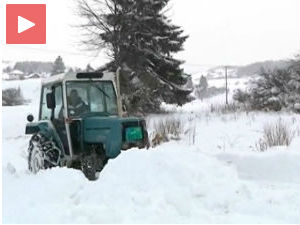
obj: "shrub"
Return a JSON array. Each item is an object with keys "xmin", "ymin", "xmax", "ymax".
[
  {"xmin": 256, "ymin": 119, "xmax": 294, "ymax": 151},
  {"xmin": 2, "ymin": 87, "xmax": 27, "ymax": 106},
  {"xmin": 233, "ymin": 89, "xmax": 250, "ymax": 105},
  {"xmin": 236, "ymin": 56, "xmax": 300, "ymax": 113}
]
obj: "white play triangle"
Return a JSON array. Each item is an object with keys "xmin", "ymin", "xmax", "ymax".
[{"xmin": 18, "ymin": 16, "xmax": 35, "ymax": 34}]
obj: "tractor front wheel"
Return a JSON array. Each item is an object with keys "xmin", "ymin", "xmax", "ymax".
[
  {"xmin": 81, "ymin": 152, "xmax": 107, "ymax": 181},
  {"xmin": 28, "ymin": 139, "xmax": 45, "ymax": 173},
  {"xmin": 28, "ymin": 133, "xmax": 61, "ymax": 174}
]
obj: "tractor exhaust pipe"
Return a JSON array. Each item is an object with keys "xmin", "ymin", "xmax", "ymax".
[{"xmin": 116, "ymin": 67, "xmax": 123, "ymax": 117}]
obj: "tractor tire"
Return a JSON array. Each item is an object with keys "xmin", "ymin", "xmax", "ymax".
[
  {"xmin": 81, "ymin": 153, "xmax": 107, "ymax": 181},
  {"xmin": 28, "ymin": 133, "xmax": 61, "ymax": 174},
  {"xmin": 81, "ymin": 154, "xmax": 98, "ymax": 181}
]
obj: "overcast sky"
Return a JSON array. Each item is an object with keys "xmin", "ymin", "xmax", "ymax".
[{"xmin": 1, "ymin": 0, "xmax": 299, "ymax": 69}]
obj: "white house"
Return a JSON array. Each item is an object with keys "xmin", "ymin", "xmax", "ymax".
[
  {"xmin": 25, "ymin": 73, "xmax": 41, "ymax": 79},
  {"xmin": 9, "ymin": 69, "xmax": 24, "ymax": 80}
]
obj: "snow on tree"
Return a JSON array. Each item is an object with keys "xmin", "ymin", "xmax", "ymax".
[
  {"xmin": 77, "ymin": 0, "xmax": 193, "ymax": 114},
  {"xmin": 51, "ymin": 56, "xmax": 66, "ymax": 76}
]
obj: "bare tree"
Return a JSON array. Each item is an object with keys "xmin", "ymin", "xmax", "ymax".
[{"xmin": 77, "ymin": 0, "xmax": 127, "ymax": 68}]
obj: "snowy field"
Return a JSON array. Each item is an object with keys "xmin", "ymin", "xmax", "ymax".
[{"xmin": 2, "ymin": 77, "xmax": 300, "ymax": 223}]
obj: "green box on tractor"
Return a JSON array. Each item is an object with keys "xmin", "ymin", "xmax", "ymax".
[{"xmin": 25, "ymin": 71, "xmax": 149, "ymax": 180}]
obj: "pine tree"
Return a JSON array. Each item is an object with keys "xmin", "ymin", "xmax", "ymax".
[
  {"xmin": 3, "ymin": 66, "xmax": 12, "ymax": 73},
  {"xmin": 287, "ymin": 55, "xmax": 300, "ymax": 112},
  {"xmin": 112, "ymin": 0, "xmax": 189, "ymax": 85},
  {"xmin": 78, "ymin": 0, "xmax": 193, "ymax": 114},
  {"xmin": 195, "ymin": 75, "xmax": 208, "ymax": 100},
  {"xmin": 247, "ymin": 69, "xmax": 290, "ymax": 111},
  {"xmin": 52, "ymin": 56, "xmax": 66, "ymax": 76},
  {"xmin": 67, "ymin": 67, "xmax": 74, "ymax": 74},
  {"xmin": 199, "ymin": 76, "xmax": 208, "ymax": 90},
  {"xmin": 85, "ymin": 64, "xmax": 94, "ymax": 72}
]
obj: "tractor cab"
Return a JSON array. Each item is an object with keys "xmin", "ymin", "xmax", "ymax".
[{"xmin": 26, "ymin": 71, "xmax": 149, "ymax": 180}]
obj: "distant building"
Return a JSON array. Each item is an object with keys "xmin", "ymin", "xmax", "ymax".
[
  {"xmin": 9, "ymin": 69, "xmax": 24, "ymax": 80},
  {"xmin": 41, "ymin": 72, "xmax": 51, "ymax": 78},
  {"xmin": 25, "ymin": 73, "xmax": 41, "ymax": 79}
]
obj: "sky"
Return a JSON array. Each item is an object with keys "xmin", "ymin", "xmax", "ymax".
[{"xmin": 1, "ymin": 0, "xmax": 299, "ymax": 69}]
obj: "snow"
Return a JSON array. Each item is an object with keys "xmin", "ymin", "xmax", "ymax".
[
  {"xmin": 295, "ymin": 103, "xmax": 300, "ymax": 110},
  {"xmin": 2, "ymin": 76, "xmax": 300, "ymax": 223},
  {"xmin": 10, "ymin": 69, "xmax": 24, "ymax": 75},
  {"xmin": 2, "ymin": 73, "xmax": 10, "ymax": 80}
]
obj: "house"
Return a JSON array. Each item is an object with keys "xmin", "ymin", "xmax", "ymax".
[
  {"xmin": 25, "ymin": 73, "xmax": 41, "ymax": 79},
  {"xmin": 8, "ymin": 69, "xmax": 24, "ymax": 80}
]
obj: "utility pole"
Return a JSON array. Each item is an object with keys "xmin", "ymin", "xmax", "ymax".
[{"xmin": 225, "ymin": 66, "xmax": 228, "ymax": 105}]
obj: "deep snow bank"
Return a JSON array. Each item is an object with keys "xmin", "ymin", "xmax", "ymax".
[{"xmin": 3, "ymin": 140, "xmax": 300, "ymax": 223}]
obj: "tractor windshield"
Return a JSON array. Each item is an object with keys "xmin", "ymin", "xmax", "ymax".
[{"xmin": 66, "ymin": 81, "xmax": 118, "ymax": 117}]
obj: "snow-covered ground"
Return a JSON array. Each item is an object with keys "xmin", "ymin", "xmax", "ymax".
[{"xmin": 2, "ymin": 77, "xmax": 300, "ymax": 223}]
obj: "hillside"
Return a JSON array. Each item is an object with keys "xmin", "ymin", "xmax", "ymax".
[{"xmin": 200, "ymin": 60, "xmax": 291, "ymax": 80}]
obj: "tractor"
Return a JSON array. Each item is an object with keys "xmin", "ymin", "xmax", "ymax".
[{"xmin": 25, "ymin": 71, "xmax": 149, "ymax": 180}]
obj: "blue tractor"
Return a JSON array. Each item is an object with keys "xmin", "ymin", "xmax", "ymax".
[{"xmin": 25, "ymin": 71, "xmax": 149, "ymax": 180}]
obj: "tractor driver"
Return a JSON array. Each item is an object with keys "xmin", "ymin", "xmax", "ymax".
[{"xmin": 68, "ymin": 89, "xmax": 89, "ymax": 116}]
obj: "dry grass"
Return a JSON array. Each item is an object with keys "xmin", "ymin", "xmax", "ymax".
[
  {"xmin": 151, "ymin": 118, "xmax": 183, "ymax": 147},
  {"xmin": 185, "ymin": 126, "xmax": 196, "ymax": 145},
  {"xmin": 256, "ymin": 119, "xmax": 295, "ymax": 151},
  {"xmin": 210, "ymin": 103, "xmax": 241, "ymax": 114}
]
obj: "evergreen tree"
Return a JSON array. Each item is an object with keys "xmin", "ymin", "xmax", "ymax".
[
  {"xmin": 199, "ymin": 76, "xmax": 208, "ymax": 90},
  {"xmin": 287, "ymin": 55, "xmax": 300, "ymax": 112},
  {"xmin": 110, "ymin": 0, "xmax": 189, "ymax": 85},
  {"xmin": 247, "ymin": 69, "xmax": 289, "ymax": 111},
  {"xmin": 233, "ymin": 89, "xmax": 250, "ymax": 106},
  {"xmin": 51, "ymin": 56, "xmax": 66, "ymax": 76},
  {"xmin": 67, "ymin": 67, "xmax": 74, "ymax": 74},
  {"xmin": 3, "ymin": 66, "xmax": 12, "ymax": 73},
  {"xmin": 85, "ymin": 64, "xmax": 94, "ymax": 72},
  {"xmin": 78, "ymin": 0, "xmax": 193, "ymax": 114},
  {"xmin": 195, "ymin": 75, "xmax": 208, "ymax": 100}
]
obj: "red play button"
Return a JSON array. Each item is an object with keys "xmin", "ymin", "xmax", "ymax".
[{"xmin": 6, "ymin": 4, "xmax": 46, "ymax": 44}]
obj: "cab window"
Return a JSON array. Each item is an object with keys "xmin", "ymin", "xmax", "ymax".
[
  {"xmin": 40, "ymin": 86, "xmax": 52, "ymax": 120},
  {"xmin": 54, "ymin": 85, "xmax": 63, "ymax": 120},
  {"xmin": 66, "ymin": 81, "xmax": 118, "ymax": 117}
]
